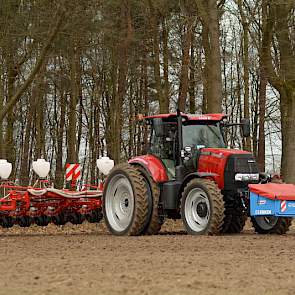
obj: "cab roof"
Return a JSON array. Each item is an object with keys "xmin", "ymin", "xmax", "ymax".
[{"xmin": 144, "ymin": 113, "xmax": 227, "ymax": 122}]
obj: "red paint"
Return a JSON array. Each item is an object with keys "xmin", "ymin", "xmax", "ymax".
[
  {"xmin": 0, "ymin": 191, "xmax": 30, "ymax": 213},
  {"xmin": 129, "ymin": 155, "xmax": 169, "ymax": 183},
  {"xmin": 144, "ymin": 113, "xmax": 227, "ymax": 122},
  {"xmin": 197, "ymin": 148, "xmax": 252, "ymax": 189},
  {"xmin": 249, "ymin": 183, "xmax": 295, "ymax": 201},
  {"xmin": 0, "ymin": 183, "xmax": 102, "ymax": 219},
  {"xmin": 66, "ymin": 163, "xmax": 81, "ymax": 182}
]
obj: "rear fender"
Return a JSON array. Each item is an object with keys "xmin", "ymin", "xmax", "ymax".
[{"xmin": 129, "ymin": 155, "xmax": 169, "ymax": 183}]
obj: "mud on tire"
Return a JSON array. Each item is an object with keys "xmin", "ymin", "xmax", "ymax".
[
  {"xmin": 103, "ymin": 163, "xmax": 150, "ymax": 236},
  {"xmin": 134, "ymin": 165, "xmax": 162, "ymax": 235},
  {"xmin": 251, "ymin": 216, "xmax": 292, "ymax": 235},
  {"xmin": 221, "ymin": 208, "xmax": 247, "ymax": 234},
  {"xmin": 181, "ymin": 178, "xmax": 225, "ymax": 235}
]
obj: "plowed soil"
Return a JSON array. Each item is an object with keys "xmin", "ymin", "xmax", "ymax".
[{"xmin": 1, "ymin": 220, "xmax": 295, "ymax": 295}]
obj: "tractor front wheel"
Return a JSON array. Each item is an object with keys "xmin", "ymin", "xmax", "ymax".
[
  {"xmin": 103, "ymin": 163, "xmax": 150, "ymax": 236},
  {"xmin": 181, "ymin": 178, "xmax": 224, "ymax": 235}
]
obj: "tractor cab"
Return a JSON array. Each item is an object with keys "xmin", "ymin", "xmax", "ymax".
[{"xmin": 144, "ymin": 113, "xmax": 227, "ymax": 179}]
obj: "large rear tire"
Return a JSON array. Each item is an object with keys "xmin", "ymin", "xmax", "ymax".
[
  {"xmin": 103, "ymin": 163, "xmax": 150, "ymax": 236},
  {"xmin": 134, "ymin": 166, "xmax": 162, "ymax": 235},
  {"xmin": 221, "ymin": 207, "xmax": 247, "ymax": 234},
  {"xmin": 181, "ymin": 178, "xmax": 224, "ymax": 235}
]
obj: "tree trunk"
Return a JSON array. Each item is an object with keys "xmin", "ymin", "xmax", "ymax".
[
  {"xmin": 0, "ymin": 72, "xmax": 4, "ymax": 158},
  {"xmin": 67, "ymin": 45, "xmax": 80, "ymax": 164},
  {"xmin": 189, "ymin": 30, "xmax": 196, "ymax": 114},
  {"xmin": 162, "ymin": 17, "xmax": 170, "ymax": 111},
  {"xmin": 197, "ymin": 0, "xmax": 223, "ymax": 113},
  {"xmin": 257, "ymin": 2, "xmax": 268, "ymax": 172},
  {"xmin": 20, "ymin": 95, "xmax": 35, "ymax": 186},
  {"xmin": 5, "ymin": 55, "xmax": 17, "ymax": 173},
  {"xmin": 238, "ymin": 0, "xmax": 251, "ymax": 151},
  {"xmin": 263, "ymin": 2, "xmax": 295, "ymax": 182},
  {"xmin": 35, "ymin": 68, "xmax": 46, "ymax": 159},
  {"xmin": 148, "ymin": 0, "xmax": 168, "ymax": 113},
  {"xmin": 107, "ymin": 0, "xmax": 133, "ymax": 164},
  {"xmin": 201, "ymin": 22, "xmax": 209, "ymax": 114},
  {"xmin": 178, "ymin": 16, "xmax": 193, "ymax": 111},
  {"xmin": 76, "ymin": 59, "xmax": 83, "ymax": 157},
  {"xmin": 55, "ymin": 91, "xmax": 66, "ymax": 188},
  {"xmin": 206, "ymin": 0, "xmax": 222, "ymax": 113},
  {"xmin": 280, "ymin": 88, "xmax": 295, "ymax": 183}
]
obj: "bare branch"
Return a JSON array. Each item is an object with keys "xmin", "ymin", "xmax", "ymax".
[{"xmin": 0, "ymin": 6, "xmax": 66, "ymax": 123}]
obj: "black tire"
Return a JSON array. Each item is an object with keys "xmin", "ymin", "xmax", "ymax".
[
  {"xmin": 52, "ymin": 213, "xmax": 67, "ymax": 226},
  {"xmin": 69, "ymin": 212, "xmax": 85, "ymax": 225},
  {"xmin": 0, "ymin": 216, "xmax": 14, "ymax": 228},
  {"xmin": 221, "ymin": 207, "xmax": 247, "ymax": 234},
  {"xmin": 34, "ymin": 216, "xmax": 50, "ymax": 226},
  {"xmin": 251, "ymin": 216, "xmax": 292, "ymax": 234},
  {"xmin": 181, "ymin": 178, "xmax": 225, "ymax": 235},
  {"xmin": 103, "ymin": 163, "xmax": 150, "ymax": 236},
  {"xmin": 86, "ymin": 209, "xmax": 103, "ymax": 223},
  {"xmin": 17, "ymin": 216, "xmax": 32, "ymax": 227},
  {"xmin": 135, "ymin": 166, "xmax": 162, "ymax": 235}
]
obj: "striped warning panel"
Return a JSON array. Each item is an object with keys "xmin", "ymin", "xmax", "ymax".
[
  {"xmin": 66, "ymin": 164, "xmax": 81, "ymax": 182},
  {"xmin": 281, "ymin": 200, "xmax": 287, "ymax": 213}
]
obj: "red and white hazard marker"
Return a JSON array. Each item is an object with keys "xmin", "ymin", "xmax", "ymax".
[
  {"xmin": 66, "ymin": 164, "xmax": 81, "ymax": 182},
  {"xmin": 281, "ymin": 200, "xmax": 287, "ymax": 213}
]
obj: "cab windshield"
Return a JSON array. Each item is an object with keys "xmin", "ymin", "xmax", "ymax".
[{"xmin": 183, "ymin": 123, "xmax": 225, "ymax": 148}]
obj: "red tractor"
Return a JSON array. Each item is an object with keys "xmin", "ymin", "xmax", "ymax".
[{"xmin": 102, "ymin": 111, "xmax": 291, "ymax": 235}]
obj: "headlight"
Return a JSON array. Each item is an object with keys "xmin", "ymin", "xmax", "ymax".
[{"xmin": 235, "ymin": 173, "xmax": 259, "ymax": 181}]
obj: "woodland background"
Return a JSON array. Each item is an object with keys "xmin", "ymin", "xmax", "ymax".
[{"xmin": 0, "ymin": 0, "xmax": 294, "ymax": 186}]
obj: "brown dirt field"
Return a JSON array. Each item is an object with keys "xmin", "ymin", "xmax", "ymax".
[{"xmin": 1, "ymin": 220, "xmax": 295, "ymax": 295}]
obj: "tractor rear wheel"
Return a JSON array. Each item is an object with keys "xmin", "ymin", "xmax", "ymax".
[
  {"xmin": 221, "ymin": 207, "xmax": 247, "ymax": 234},
  {"xmin": 251, "ymin": 216, "xmax": 291, "ymax": 234},
  {"xmin": 135, "ymin": 166, "xmax": 162, "ymax": 235},
  {"xmin": 103, "ymin": 163, "xmax": 150, "ymax": 236},
  {"xmin": 181, "ymin": 178, "xmax": 224, "ymax": 235}
]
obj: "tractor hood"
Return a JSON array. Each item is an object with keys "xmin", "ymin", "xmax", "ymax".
[
  {"xmin": 199, "ymin": 148, "xmax": 252, "ymax": 158},
  {"xmin": 197, "ymin": 148, "xmax": 259, "ymax": 190}
]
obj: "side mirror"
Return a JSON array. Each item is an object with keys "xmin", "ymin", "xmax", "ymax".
[
  {"xmin": 153, "ymin": 118, "xmax": 164, "ymax": 137},
  {"xmin": 241, "ymin": 118, "xmax": 251, "ymax": 137}
]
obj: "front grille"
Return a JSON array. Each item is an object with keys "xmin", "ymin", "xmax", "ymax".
[
  {"xmin": 224, "ymin": 154, "xmax": 259, "ymax": 190},
  {"xmin": 234, "ymin": 157, "xmax": 258, "ymax": 173}
]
